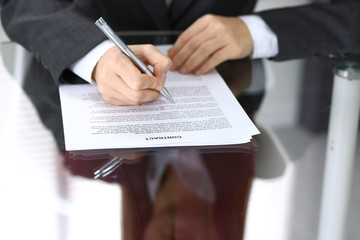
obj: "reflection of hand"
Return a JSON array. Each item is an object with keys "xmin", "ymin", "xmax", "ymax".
[
  {"xmin": 92, "ymin": 44, "xmax": 172, "ymax": 105},
  {"xmin": 94, "ymin": 151, "xmax": 145, "ymax": 179},
  {"xmin": 168, "ymin": 14, "xmax": 253, "ymax": 75},
  {"xmin": 110, "ymin": 151, "xmax": 145, "ymax": 164}
]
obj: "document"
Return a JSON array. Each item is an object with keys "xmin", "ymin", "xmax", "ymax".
[{"xmin": 59, "ymin": 45, "xmax": 259, "ymax": 151}]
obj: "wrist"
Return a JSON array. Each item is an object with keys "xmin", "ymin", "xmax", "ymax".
[
  {"xmin": 239, "ymin": 15, "xmax": 279, "ymax": 59},
  {"xmin": 70, "ymin": 40, "xmax": 115, "ymax": 84}
]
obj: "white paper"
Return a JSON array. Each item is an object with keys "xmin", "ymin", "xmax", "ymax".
[{"xmin": 59, "ymin": 45, "xmax": 259, "ymax": 150}]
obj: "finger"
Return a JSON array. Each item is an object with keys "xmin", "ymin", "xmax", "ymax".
[
  {"xmin": 129, "ymin": 44, "xmax": 171, "ymax": 87},
  {"xmin": 111, "ymin": 74, "xmax": 160, "ymax": 105},
  {"xmin": 130, "ymin": 45, "xmax": 172, "ymax": 75},
  {"xmin": 97, "ymin": 78, "xmax": 128, "ymax": 105},
  {"xmin": 170, "ymin": 26, "xmax": 217, "ymax": 72},
  {"xmin": 177, "ymin": 34, "xmax": 224, "ymax": 74},
  {"xmin": 103, "ymin": 83, "xmax": 160, "ymax": 105},
  {"xmin": 168, "ymin": 15, "xmax": 208, "ymax": 59},
  {"xmin": 97, "ymin": 71, "xmax": 160, "ymax": 105},
  {"xmin": 99, "ymin": 88, "xmax": 128, "ymax": 105},
  {"xmin": 114, "ymin": 56, "xmax": 163, "ymax": 91},
  {"xmin": 194, "ymin": 46, "xmax": 230, "ymax": 75},
  {"xmin": 135, "ymin": 45, "xmax": 172, "ymax": 86}
]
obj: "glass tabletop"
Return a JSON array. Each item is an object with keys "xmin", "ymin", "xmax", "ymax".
[
  {"xmin": 1, "ymin": 33, "xmax": 359, "ymax": 240},
  {"xmin": 59, "ymin": 34, "xmax": 263, "ymax": 239}
]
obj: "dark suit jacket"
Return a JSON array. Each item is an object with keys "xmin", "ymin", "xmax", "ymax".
[
  {"xmin": 1, "ymin": 0, "xmax": 359, "ymax": 149},
  {"xmin": 0, "ymin": 0, "xmax": 256, "ymax": 149},
  {"xmin": 258, "ymin": 0, "xmax": 360, "ymax": 60},
  {"xmin": 1, "ymin": 0, "xmax": 256, "ymax": 84}
]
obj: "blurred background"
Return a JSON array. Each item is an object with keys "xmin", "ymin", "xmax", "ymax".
[{"xmin": 1, "ymin": 0, "xmax": 359, "ymax": 239}]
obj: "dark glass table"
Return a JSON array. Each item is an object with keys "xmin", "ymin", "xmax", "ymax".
[
  {"xmin": 2, "ymin": 33, "xmax": 359, "ymax": 240},
  {"xmin": 59, "ymin": 32, "xmax": 265, "ymax": 240}
]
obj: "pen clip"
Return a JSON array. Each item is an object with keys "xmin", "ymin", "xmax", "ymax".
[{"xmin": 95, "ymin": 17, "xmax": 131, "ymax": 58}]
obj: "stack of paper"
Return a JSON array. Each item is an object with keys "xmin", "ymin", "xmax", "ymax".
[{"xmin": 59, "ymin": 46, "xmax": 259, "ymax": 151}]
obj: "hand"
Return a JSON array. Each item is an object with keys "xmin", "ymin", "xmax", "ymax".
[
  {"xmin": 92, "ymin": 44, "xmax": 172, "ymax": 105},
  {"xmin": 168, "ymin": 14, "xmax": 253, "ymax": 75},
  {"xmin": 109, "ymin": 151, "xmax": 144, "ymax": 164}
]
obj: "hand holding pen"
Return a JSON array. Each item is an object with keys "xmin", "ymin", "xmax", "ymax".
[{"xmin": 93, "ymin": 17, "xmax": 173, "ymax": 105}]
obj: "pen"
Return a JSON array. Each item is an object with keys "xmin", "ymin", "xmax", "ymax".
[
  {"xmin": 95, "ymin": 17, "xmax": 174, "ymax": 103},
  {"xmin": 94, "ymin": 156, "xmax": 123, "ymax": 179}
]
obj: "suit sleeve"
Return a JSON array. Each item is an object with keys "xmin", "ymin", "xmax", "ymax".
[
  {"xmin": 257, "ymin": 2, "xmax": 360, "ymax": 61},
  {"xmin": 0, "ymin": 0, "xmax": 106, "ymax": 84}
]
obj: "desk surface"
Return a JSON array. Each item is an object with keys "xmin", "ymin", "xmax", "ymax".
[{"xmin": 1, "ymin": 40, "xmax": 359, "ymax": 239}]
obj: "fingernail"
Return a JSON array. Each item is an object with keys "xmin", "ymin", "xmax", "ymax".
[
  {"xmin": 156, "ymin": 84, "xmax": 163, "ymax": 91},
  {"xmin": 161, "ymin": 73, "xmax": 166, "ymax": 82},
  {"xmin": 180, "ymin": 66, "xmax": 187, "ymax": 74},
  {"xmin": 195, "ymin": 70, "xmax": 202, "ymax": 75},
  {"xmin": 170, "ymin": 63, "xmax": 176, "ymax": 71}
]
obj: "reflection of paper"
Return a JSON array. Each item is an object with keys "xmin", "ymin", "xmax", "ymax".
[{"xmin": 59, "ymin": 45, "xmax": 259, "ymax": 151}]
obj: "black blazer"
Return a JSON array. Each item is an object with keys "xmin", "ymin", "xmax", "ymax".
[
  {"xmin": 1, "ymin": 0, "xmax": 359, "ymax": 149},
  {"xmin": 0, "ymin": 0, "xmax": 256, "ymax": 84},
  {"xmin": 0, "ymin": 0, "xmax": 257, "ymax": 149},
  {"xmin": 258, "ymin": 0, "xmax": 360, "ymax": 60}
]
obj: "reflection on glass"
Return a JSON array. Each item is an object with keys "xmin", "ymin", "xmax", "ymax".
[
  {"xmin": 65, "ymin": 146, "xmax": 254, "ymax": 240},
  {"xmin": 62, "ymin": 56, "xmax": 264, "ymax": 239},
  {"xmin": 144, "ymin": 149, "xmax": 254, "ymax": 240},
  {"xmin": 94, "ymin": 156, "xmax": 124, "ymax": 179}
]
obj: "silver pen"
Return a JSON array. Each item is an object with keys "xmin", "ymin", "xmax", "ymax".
[{"xmin": 95, "ymin": 17, "xmax": 174, "ymax": 103}]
